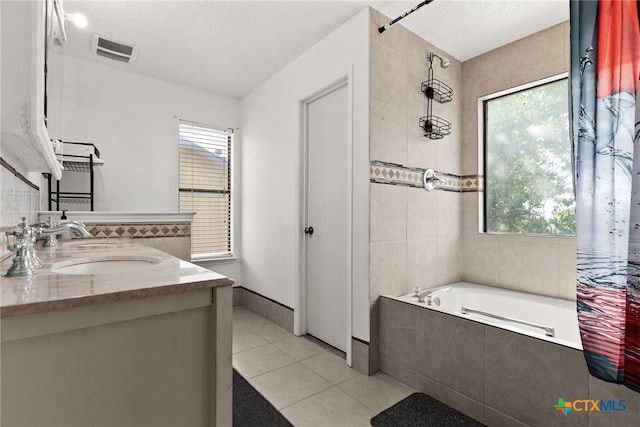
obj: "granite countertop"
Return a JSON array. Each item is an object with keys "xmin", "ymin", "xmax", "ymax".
[{"xmin": 0, "ymin": 239, "xmax": 233, "ymax": 318}]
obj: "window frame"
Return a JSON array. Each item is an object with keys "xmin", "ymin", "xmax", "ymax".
[
  {"xmin": 178, "ymin": 120, "xmax": 235, "ymax": 261},
  {"xmin": 477, "ymin": 72, "xmax": 574, "ymax": 236}
]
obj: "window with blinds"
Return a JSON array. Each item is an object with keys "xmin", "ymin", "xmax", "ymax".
[{"xmin": 179, "ymin": 122, "xmax": 232, "ymax": 259}]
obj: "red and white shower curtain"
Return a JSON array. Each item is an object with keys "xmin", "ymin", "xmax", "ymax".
[{"xmin": 571, "ymin": 0, "xmax": 640, "ymax": 392}]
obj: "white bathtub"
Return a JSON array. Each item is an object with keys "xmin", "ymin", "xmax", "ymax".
[{"xmin": 388, "ymin": 281, "xmax": 582, "ymax": 350}]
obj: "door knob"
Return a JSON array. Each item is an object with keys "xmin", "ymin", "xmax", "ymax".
[{"xmin": 304, "ymin": 226, "xmax": 314, "ymax": 235}]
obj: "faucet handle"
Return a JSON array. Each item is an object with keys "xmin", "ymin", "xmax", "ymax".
[
  {"xmin": 41, "ymin": 217, "xmax": 59, "ymax": 229},
  {"xmin": 7, "ymin": 217, "xmax": 29, "ymax": 238},
  {"xmin": 413, "ymin": 286, "xmax": 422, "ymax": 296}
]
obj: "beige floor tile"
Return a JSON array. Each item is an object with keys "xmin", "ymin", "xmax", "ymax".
[
  {"xmin": 232, "ymin": 325, "xmax": 269, "ymax": 354},
  {"xmin": 301, "ymin": 352, "xmax": 363, "ymax": 385},
  {"xmin": 281, "ymin": 386, "xmax": 376, "ymax": 427},
  {"xmin": 249, "ymin": 362, "xmax": 332, "ymax": 410},
  {"xmin": 338, "ymin": 372, "xmax": 415, "ymax": 413},
  {"xmin": 273, "ymin": 336, "xmax": 327, "ymax": 361},
  {"xmin": 245, "ymin": 320, "xmax": 293, "ymax": 343},
  {"xmin": 233, "ymin": 306, "xmax": 263, "ymax": 323},
  {"xmin": 233, "ymin": 306, "xmax": 416, "ymax": 426},
  {"xmin": 232, "ymin": 343, "xmax": 296, "ymax": 379}
]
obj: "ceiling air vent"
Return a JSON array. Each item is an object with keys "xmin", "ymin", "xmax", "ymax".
[{"xmin": 90, "ymin": 34, "xmax": 139, "ymax": 64}]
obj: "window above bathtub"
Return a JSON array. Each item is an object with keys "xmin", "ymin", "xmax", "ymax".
[{"xmin": 479, "ymin": 74, "xmax": 575, "ymax": 236}]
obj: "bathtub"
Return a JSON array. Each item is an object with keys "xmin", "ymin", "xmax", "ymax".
[{"xmin": 388, "ymin": 281, "xmax": 582, "ymax": 350}]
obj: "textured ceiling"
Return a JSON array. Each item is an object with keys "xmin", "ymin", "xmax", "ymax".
[{"xmin": 61, "ymin": 1, "xmax": 569, "ymax": 99}]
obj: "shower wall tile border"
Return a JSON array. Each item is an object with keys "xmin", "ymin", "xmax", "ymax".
[{"xmin": 369, "ymin": 160, "xmax": 481, "ymax": 192}]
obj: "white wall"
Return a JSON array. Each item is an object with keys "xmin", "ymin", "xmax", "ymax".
[
  {"xmin": 240, "ymin": 8, "xmax": 371, "ymax": 340},
  {"xmin": 61, "ymin": 56, "xmax": 240, "ymax": 212},
  {"xmin": 59, "ymin": 56, "xmax": 242, "ymax": 282}
]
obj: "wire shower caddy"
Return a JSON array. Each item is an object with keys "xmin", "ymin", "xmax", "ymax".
[{"xmin": 419, "ymin": 55, "xmax": 452, "ymax": 140}]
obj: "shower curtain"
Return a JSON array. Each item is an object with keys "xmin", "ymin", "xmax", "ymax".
[{"xmin": 571, "ymin": 0, "xmax": 640, "ymax": 391}]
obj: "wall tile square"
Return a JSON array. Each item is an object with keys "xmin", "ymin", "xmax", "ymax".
[
  {"xmin": 415, "ymin": 373, "xmax": 487, "ymax": 424},
  {"xmin": 370, "ymin": 241, "xmax": 407, "ymax": 300},
  {"xmin": 407, "ymin": 187, "xmax": 438, "ymax": 240},
  {"xmin": 370, "ymin": 100, "xmax": 408, "ymax": 165},
  {"xmin": 370, "ymin": 40, "xmax": 408, "ymax": 110},
  {"xmin": 379, "ymin": 298, "xmax": 417, "ymax": 369},
  {"xmin": 498, "ymin": 236, "xmax": 559, "ymax": 297},
  {"xmin": 415, "ymin": 308, "xmax": 486, "ymax": 402},
  {"xmin": 436, "ymin": 190, "xmax": 461, "ymax": 239},
  {"xmin": 407, "ymin": 238, "xmax": 439, "ymax": 291},
  {"xmin": 436, "ymin": 236, "xmax": 462, "ymax": 286},
  {"xmin": 370, "ymin": 183, "xmax": 407, "ymax": 243},
  {"xmin": 369, "ymin": 8, "xmax": 407, "ymax": 55},
  {"xmin": 485, "ymin": 327, "xmax": 589, "ymax": 426},
  {"xmin": 557, "ymin": 237, "xmax": 577, "ymax": 301},
  {"xmin": 589, "ymin": 376, "xmax": 640, "ymax": 427}
]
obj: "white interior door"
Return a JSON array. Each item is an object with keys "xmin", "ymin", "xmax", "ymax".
[{"xmin": 305, "ymin": 84, "xmax": 349, "ymax": 352}]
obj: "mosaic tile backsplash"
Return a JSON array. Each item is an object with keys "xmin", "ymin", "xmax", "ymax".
[{"xmin": 85, "ymin": 223, "xmax": 191, "ymax": 239}]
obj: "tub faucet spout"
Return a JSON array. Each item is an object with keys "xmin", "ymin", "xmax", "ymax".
[{"xmin": 412, "ymin": 286, "xmax": 432, "ymax": 303}]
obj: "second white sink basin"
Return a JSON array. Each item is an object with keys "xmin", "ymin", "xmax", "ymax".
[{"xmin": 52, "ymin": 257, "xmax": 160, "ymax": 275}]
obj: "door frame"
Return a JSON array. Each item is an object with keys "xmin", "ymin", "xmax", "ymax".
[{"xmin": 295, "ymin": 70, "xmax": 354, "ymax": 365}]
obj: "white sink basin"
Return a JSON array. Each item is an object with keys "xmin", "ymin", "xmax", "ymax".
[{"xmin": 52, "ymin": 257, "xmax": 160, "ymax": 275}]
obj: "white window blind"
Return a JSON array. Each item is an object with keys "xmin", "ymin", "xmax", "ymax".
[{"xmin": 179, "ymin": 122, "xmax": 232, "ymax": 258}]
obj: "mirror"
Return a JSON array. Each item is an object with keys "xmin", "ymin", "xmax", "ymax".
[
  {"xmin": 1, "ymin": 0, "xmax": 62, "ymax": 179},
  {"xmin": 45, "ymin": 1, "xmax": 568, "ymax": 213}
]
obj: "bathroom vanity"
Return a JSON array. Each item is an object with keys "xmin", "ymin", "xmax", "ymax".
[{"xmin": 0, "ymin": 239, "xmax": 233, "ymax": 426}]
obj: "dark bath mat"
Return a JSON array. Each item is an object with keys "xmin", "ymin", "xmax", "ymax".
[
  {"xmin": 371, "ymin": 393, "xmax": 486, "ymax": 427},
  {"xmin": 233, "ymin": 369, "xmax": 292, "ymax": 427}
]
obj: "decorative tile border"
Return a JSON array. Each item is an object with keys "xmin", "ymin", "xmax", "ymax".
[
  {"xmin": 86, "ymin": 222, "xmax": 191, "ymax": 239},
  {"xmin": 370, "ymin": 160, "xmax": 481, "ymax": 192},
  {"xmin": 370, "ymin": 161, "xmax": 424, "ymax": 188}
]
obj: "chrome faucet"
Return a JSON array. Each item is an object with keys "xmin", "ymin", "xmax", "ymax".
[
  {"xmin": 40, "ymin": 218, "xmax": 90, "ymax": 247},
  {"xmin": 423, "ymin": 169, "xmax": 447, "ymax": 191},
  {"xmin": 5, "ymin": 217, "xmax": 42, "ymax": 277},
  {"xmin": 413, "ymin": 286, "xmax": 431, "ymax": 303},
  {"xmin": 4, "ymin": 217, "xmax": 91, "ymax": 276}
]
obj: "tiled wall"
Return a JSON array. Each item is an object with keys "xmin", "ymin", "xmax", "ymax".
[
  {"xmin": 369, "ymin": 8, "xmax": 463, "ymax": 303},
  {"xmin": 380, "ymin": 297, "xmax": 640, "ymax": 427},
  {"xmin": 460, "ymin": 22, "xmax": 577, "ymax": 300},
  {"xmin": 367, "ymin": 8, "xmax": 463, "ymax": 374},
  {"xmin": 1, "ymin": 159, "xmax": 40, "ymax": 260}
]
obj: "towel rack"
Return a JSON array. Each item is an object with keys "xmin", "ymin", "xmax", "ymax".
[{"xmin": 460, "ymin": 307, "xmax": 555, "ymax": 337}]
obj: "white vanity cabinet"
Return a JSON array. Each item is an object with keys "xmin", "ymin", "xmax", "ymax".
[
  {"xmin": 1, "ymin": 0, "xmax": 62, "ymax": 179},
  {"xmin": 0, "ymin": 243, "xmax": 234, "ymax": 426}
]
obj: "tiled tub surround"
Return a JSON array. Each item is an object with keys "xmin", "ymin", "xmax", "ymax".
[
  {"xmin": 390, "ymin": 282, "xmax": 581, "ymax": 349},
  {"xmin": 369, "ymin": 7, "xmax": 463, "ymax": 375},
  {"xmin": 1, "ymin": 240, "xmax": 233, "ymax": 426},
  {"xmin": 380, "ymin": 295, "xmax": 640, "ymax": 427},
  {"xmin": 460, "ymin": 22, "xmax": 576, "ymax": 301}
]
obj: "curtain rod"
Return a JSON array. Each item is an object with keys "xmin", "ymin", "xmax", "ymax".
[{"xmin": 378, "ymin": 0, "xmax": 434, "ymax": 33}]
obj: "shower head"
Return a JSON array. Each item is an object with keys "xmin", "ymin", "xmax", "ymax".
[{"xmin": 428, "ymin": 52, "xmax": 450, "ymax": 69}]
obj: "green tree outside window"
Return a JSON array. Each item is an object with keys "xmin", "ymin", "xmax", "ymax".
[{"xmin": 484, "ymin": 78, "xmax": 575, "ymax": 236}]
